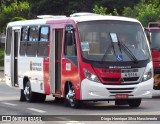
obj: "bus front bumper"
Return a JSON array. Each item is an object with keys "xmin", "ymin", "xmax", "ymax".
[{"xmin": 81, "ymin": 78, "xmax": 153, "ymax": 100}]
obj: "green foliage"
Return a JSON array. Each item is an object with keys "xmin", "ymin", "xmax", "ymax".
[
  {"xmin": 28, "ymin": 0, "xmax": 104, "ymax": 16},
  {"xmin": 112, "ymin": 8, "xmax": 119, "ymax": 16},
  {"xmin": 93, "ymin": 5, "xmax": 107, "ymax": 15},
  {"xmin": 0, "ymin": 48, "xmax": 4, "ymax": 67},
  {"xmin": 0, "ymin": 1, "xmax": 30, "ymax": 33},
  {"xmin": 137, "ymin": 4, "xmax": 160, "ymax": 26},
  {"xmin": 123, "ymin": 1, "xmax": 160, "ymax": 26},
  {"xmin": 103, "ymin": 0, "xmax": 139, "ymax": 15},
  {"xmin": 10, "ymin": 17, "xmax": 26, "ymax": 21},
  {"xmin": 0, "ymin": 0, "xmax": 160, "ymax": 32}
]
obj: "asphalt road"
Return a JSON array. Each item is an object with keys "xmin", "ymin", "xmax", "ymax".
[{"xmin": 0, "ymin": 73, "xmax": 160, "ymax": 123}]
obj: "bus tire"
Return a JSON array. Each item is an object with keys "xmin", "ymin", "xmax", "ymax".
[
  {"xmin": 24, "ymin": 80, "xmax": 37, "ymax": 102},
  {"xmin": 65, "ymin": 85, "xmax": 82, "ymax": 108},
  {"xmin": 20, "ymin": 89, "xmax": 26, "ymax": 101},
  {"xmin": 128, "ymin": 98, "xmax": 141, "ymax": 108}
]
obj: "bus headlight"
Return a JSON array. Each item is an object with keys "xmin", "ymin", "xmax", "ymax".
[
  {"xmin": 84, "ymin": 69, "xmax": 100, "ymax": 83},
  {"xmin": 142, "ymin": 69, "xmax": 153, "ymax": 82}
]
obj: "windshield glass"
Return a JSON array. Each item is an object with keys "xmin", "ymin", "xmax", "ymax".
[
  {"xmin": 150, "ymin": 30, "xmax": 160, "ymax": 50},
  {"xmin": 77, "ymin": 21, "xmax": 150, "ymax": 62}
]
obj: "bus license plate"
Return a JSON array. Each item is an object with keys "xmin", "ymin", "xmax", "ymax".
[
  {"xmin": 124, "ymin": 72, "xmax": 138, "ymax": 77},
  {"xmin": 116, "ymin": 94, "xmax": 128, "ymax": 99}
]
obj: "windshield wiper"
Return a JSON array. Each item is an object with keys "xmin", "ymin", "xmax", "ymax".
[
  {"xmin": 100, "ymin": 40, "xmax": 116, "ymax": 63},
  {"xmin": 118, "ymin": 41, "xmax": 138, "ymax": 63}
]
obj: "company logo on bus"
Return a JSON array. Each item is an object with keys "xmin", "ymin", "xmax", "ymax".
[{"xmin": 109, "ymin": 66, "xmax": 131, "ymax": 69}]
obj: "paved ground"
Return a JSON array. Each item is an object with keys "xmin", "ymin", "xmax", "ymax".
[
  {"xmin": 0, "ymin": 70, "xmax": 4, "ymax": 82},
  {"xmin": 0, "ymin": 71, "xmax": 4, "ymax": 77}
]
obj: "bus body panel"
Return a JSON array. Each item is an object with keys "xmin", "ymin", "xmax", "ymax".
[
  {"xmin": 5, "ymin": 55, "xmax": 11, "ymax": 87},
  {"xmin": 4, "ymin": 14, "xmax": 153, "ymax": 105},
  {"xmin": 81, "ymin": 61, "xmax": 153, "ymax": 100},
  {"xmin": 145, "ymin": 25, "xmax": 160, "ymax": 89},
  {"xmin": 61, "ymin": 58, "xmax": 80, "ymax": 99},
  {"xmin": 18, "ymin": 56, "xmax": 45, "ymax": 93},
  {"xmin": 81, "ymin": 78, "xmax": 153, "ymax": 100}
]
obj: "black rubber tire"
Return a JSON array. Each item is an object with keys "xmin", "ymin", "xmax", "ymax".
[
  {"xmin": 128, "ymin": 99, "xmax": 141, "ymax": 108},
  {"xmin": 66, "ymin": 88, "xmax": 82, "ymax": 108},
  {"xmin": 20, "ymin": 89, "xmax": 26, "ymax": 101},
  {"xmin": 24, "ymin": 81, "xmax": 37, "ymax": 102}
]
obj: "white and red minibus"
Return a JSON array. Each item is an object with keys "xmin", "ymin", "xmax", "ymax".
[{"xmin": 5, "ymin": 13, "xmax": 153, "ymax": 108}]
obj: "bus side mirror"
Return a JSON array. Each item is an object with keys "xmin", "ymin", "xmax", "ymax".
[{"xmin": 145, "ymin": 28, "xmax": 151, "ymax": 45}]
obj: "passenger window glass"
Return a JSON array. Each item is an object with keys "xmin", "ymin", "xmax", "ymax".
[
  {"xmin": 20, "ymin": 27, "xmax": 28, "ymax": 56},
  {"xmin": 37, "ymin": 26, "xmax": 49, "ymax": 57},
  {"xmin": 40, "ymin": 27, "xmax": 49, "ymax": 42},
  {"xmin": 26, "ymin": 26, "xmax": 39, "ymax": 56},
  {"xmin": 5, "ymin": 27, "xmax": 12, "ymax": 55}
]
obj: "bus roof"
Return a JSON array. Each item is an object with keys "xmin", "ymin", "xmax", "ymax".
[
  {"xmin": 145, "ymin": 27, "xmax": 160, "ymax": 30},
  {"xmin": 7, "ymin": 14, "xmax": 140, "ymax": 27},
  {"xmin": 70, "ymin": 15, "xmax": 140, "ymax": 23}
]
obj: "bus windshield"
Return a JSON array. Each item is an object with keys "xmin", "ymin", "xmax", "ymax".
[
  {"xmin": 150, "ymin": 30, "xmax": 160, "ymax": 50},
  {"xmin": 77, "ymin": 21, "xmax": 150, "ymax": 62}
]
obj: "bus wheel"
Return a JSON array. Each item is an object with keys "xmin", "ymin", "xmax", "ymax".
[
  {"xmin": 24, "ymin": 80, "xmax": 36, "ymax": 102},
  {"xmin": 20, "ymin": 89, "xmax": 26, "ymax": 101},
  {"xmin": 128, "ymin": 99, "xmax": 141, "ymax": 108},
  {"xmin": 66, "ymin": 86, "xmax": 81, "ymax": 108}
]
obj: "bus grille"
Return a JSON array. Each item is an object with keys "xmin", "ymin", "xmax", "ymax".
[
  {"xmin": 102, "ymin": 77, "xmax": 119, "ymax": 82},
  {"xmin": 101, "ymin": 77, "xmax": 140, "ymax": 84},
  {"xmin": 106, "ymin": 87, "xmax": 135, "ymax": 94},
  {"xmin": 123, "ymin": 77, "xmax": 139, "ymax": 81}
]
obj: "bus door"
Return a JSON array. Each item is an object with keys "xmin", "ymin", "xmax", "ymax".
[
  {"xmin": 11, "ymin": 28, "xmax": 20, "ymax": 87},
  {"xmin": 50, "ymin": 28, "xmax": 63, "ymax": 95}
]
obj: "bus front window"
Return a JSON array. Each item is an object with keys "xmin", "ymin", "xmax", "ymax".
[
  {"xmin": 150, "ymin": 30, "xmax": 160, "ymax": 50},
  {"xmin": 77, "ymin": 21, "xmax": 150, "ymax": 62}
]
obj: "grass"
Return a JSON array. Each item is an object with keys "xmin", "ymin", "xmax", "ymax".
[{"xmin": 0, "ymin": 47, "xmax": 4, "ymax": 67}]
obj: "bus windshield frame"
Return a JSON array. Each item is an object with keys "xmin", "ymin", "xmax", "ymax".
[{"xmin": 77, "ymin": 20, "xmax": 150, "ymax": 63}]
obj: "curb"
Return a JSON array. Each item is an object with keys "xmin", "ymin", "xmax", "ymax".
[{"xmin": 0, "ymin": 78, "xmax": 5, "ymax": 82}]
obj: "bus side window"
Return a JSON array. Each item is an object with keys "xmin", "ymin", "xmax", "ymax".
[
  {"xmin": 64, "ymin": 30, "xmax": 77, "ymax": 56},
  {"xmin": 5, "ymin": 27, "xmax": 12, "ymax": 55},
  {"xmin": 26, "ymin": 26, "xmax": 39, "ymax": 56},
  {"xmin": 37, "ymin": 26, "xmax": 49, "ymax": 57},
  {"xmin": 20, "ymin": 26, "xmax": 28, "ymax": 56}
]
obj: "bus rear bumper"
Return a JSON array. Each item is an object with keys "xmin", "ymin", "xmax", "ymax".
[{"xmin": 81, "ymin": 78, "xmax": 153, "ymax": 100}]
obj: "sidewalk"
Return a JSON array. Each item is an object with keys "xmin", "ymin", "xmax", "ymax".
[
  {"xmin": 0, "ymin": 66, "xmax": 4, "ymax": 71},
  {"xmin": 0, "ymin": 67, "xmax": 4, "ymax": 82}
]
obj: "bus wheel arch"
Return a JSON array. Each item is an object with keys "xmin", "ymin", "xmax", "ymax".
[
  {"xmin": 22, "ymin": 77, "xmax": 46, "ymax": 102},
  {"xmin": 23, "ymin": 79, "xmax": 35, "ymax": 102},
  {"xmin": 64, "ymin": 81, "xmax": 82, "ymax": 108},
  {"xmin": 20, "ymin": 76, "xmax": 29, "ymax": 101}
]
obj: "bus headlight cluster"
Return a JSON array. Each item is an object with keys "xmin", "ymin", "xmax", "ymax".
[
  {"xmin": 142, "ymin": 69, "xmax": 153, "ymax": 82},
  {"xmin": 84, "ymin": 69, "xmax": 100, "ymax": 83}
]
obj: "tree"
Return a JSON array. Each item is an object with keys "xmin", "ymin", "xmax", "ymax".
[
  {"xmin": 93, "ymin": 5, "xmax": 107, "ymax": 15},
  {"xmin": 122, "ymin": 0, "xmax": 160, "ymax": 26},
  {"xmin": 103, "ymin": 0, "xmax": 139, "ymax": 15},
  {"xmin": 0, "ymin": 1, "xmax": 30, "ymax": 33},
  {"xmin": 28, "ymin": 0, "xmax": 105, "ymax": 16}
]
